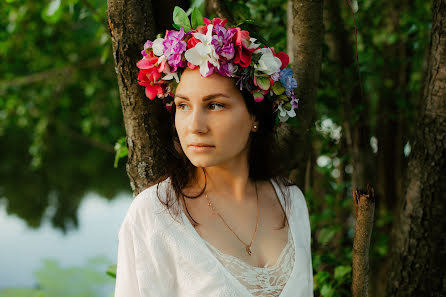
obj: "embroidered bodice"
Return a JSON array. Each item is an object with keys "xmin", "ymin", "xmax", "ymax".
[{"xmin": 203, "ymin": 227, "xmax": 295, "ymax": 297}]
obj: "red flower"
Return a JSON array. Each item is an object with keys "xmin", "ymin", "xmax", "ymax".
[
  {"xmin": 187, "ymin": 62, "xmax": 198, "ymax": 70},
  {"xmin": 187, "ymin": 25, "xmax": 207, "ymax": 49},
  {"xmin": 203, "ymin": 17, "xmax": 227, "ymax": 27},
  {"xmin": 187, "ymin": 36, "xmax": 201, "ymax": 49},
  {"xmin": 233, "ymin": 27, "xmax": 257, "ymax": 67},
  {"xmin": 275, "ymin": 52, "xmax": 289, "ymax": 69},
  {"xmin": 136, "ymin": 51, "xmax": 164, "ymax": 100}
]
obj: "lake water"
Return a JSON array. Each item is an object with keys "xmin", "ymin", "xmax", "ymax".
[{"xmin": 0, "ymin": 191, "xmax": 132, "ymax": 291}]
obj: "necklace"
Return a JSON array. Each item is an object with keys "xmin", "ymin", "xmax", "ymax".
[{"xmin": 204, "ymin": 181, "xmax": 259, "ymax": 256}]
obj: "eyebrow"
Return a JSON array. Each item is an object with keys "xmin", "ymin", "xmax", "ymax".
[{"xmin": 174, "ymin": 93, "xmax": 230, "ymax": 101}]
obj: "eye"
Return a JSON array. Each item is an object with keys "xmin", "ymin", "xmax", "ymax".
[
  {"xmin": 176, "ymin": 103, "xmax": 189, "ymax": 111},
  {"xmin": 208, "ymin": 103, "xmax": 225, "ymax": 111}
]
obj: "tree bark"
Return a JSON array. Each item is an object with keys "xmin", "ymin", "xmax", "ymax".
[
  {"xmin": 205, "ymin": 0, "xmax": 233, "ymax": 23},
  {"xmin": 281, "ymin": 0, "xmax": 324, "ymax": 189},
  {"xmin": 385, "ymin": 0, "xmax": 446, "ymax": 295},
  {"xmin": 107, "ymin": 0, "xmax": 188, "ymax": 196}
]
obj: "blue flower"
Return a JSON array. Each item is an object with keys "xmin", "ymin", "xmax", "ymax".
[{"xmin": 279, "ymin": 68, "xmax": 297, "ymax": 96}]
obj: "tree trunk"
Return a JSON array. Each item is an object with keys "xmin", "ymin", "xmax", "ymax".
[
  {"xmin": 205, "ymin": 0, "xmax": 233, "ymax": 23},
  {"xmin": 385, "ymin": 0, "xmax": 446, "ymax": 295},
  {"xmin": 324, "ymin": 0, "xmax": 374, "ymax": 190},
  {"xmin": 107, "ymin": 0, "xmax": 188, "ymax": 196},
  {"xmin": 281, "ymin": 0, "xmax": 324, "ymax": 189}
]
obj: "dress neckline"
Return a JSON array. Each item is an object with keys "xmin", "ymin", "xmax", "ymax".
[
  {"xmin": 203, "ymin": 225, "xmax": 293, "ymax": 270},
  {"xmin": 179, "ymin": 178, "xmax": 298, "ymax": 297}
]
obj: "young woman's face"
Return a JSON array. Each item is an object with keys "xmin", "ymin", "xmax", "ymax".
[{"xmin": 174, "ymin": 68, "xmax": 257, "ymax": 169}]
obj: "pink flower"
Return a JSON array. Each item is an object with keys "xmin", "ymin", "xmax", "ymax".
[
  {"xmin": 203, "ymin": 17, "xmax": 227, "ymax": 27},
  {"xmin": 232, "ymin": 28, "xmax": 257, "ymax": 67},
  {"xmin": 136, "ymin": 52, "xmax": 165, "ymax": 100}
]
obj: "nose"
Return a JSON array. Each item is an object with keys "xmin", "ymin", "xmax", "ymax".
[{"xmin": 188, "ymin": 107, "xmax": 209, "ymax": 134}]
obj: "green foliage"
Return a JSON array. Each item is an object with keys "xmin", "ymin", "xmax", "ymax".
[
  {"xmin": 114, "ymin": 137, "xmax": 128, "ymax": 168},
  {"xmin": 173, "ymin": 6, "xmax": 192, "ymax": 32},
  {"xmin": 191, "ymin": 7, "xmax": 205, "ymax": 29}
]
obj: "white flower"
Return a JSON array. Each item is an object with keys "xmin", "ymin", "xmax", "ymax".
[
  {"xmin": 248, "ymin": 37, "xmax": 260, "ymax": 50},
  {"xmin": 162, "ymin": 64, "xmax": 179, "ymax": 83},
  {"xmin": 184, "ymin": 24, "xmax": 220, "ymax": 76},
  {"xmin": 277, "ymin": 102, "xmax": 296, "ymax": 122},
  {"xmin": 152, "ymin": 38, "xmax": 165, "ymax": 56},
  {"xmin": 156, "ymin": 55, "xmax": 179, "ymax": 83},
  {"xmin": 254, "ymin": 48, "xmax": 282, "ymax": 75}
]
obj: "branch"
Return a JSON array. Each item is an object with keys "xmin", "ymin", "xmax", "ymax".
[
  {"xmin": 0, "ymin": 59, "xmax": 102, "ymax": 88},
  {"xmin": 352, "ymin": 185, "xmax": 375, "ymax": 297}
]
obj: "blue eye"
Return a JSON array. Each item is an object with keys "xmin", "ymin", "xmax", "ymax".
[{"xmin": 209, "ymin": 103, "xmax": 225, "ymax": 111}]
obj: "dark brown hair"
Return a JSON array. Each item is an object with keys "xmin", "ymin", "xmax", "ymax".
[{"xmin": 155, "ymin": 78, "xmax": 294, "ymax": 230}]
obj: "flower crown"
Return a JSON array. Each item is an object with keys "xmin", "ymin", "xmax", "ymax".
[{"xmin": 136, "ymin": 7, "xmax": 299, "ymax": 125}]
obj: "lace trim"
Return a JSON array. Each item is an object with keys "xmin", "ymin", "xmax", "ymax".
[{"xmin": 204, "ymin": 227, "xmax": 295, "ymax": 296}]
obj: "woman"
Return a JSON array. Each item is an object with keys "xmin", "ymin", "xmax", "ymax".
[{"xmin": 115, "ymin": 9, "xmax": 313, "ymax": 297}]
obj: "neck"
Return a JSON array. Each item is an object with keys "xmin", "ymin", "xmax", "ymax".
[{"xmin": 191, "ymin": 162, "xmax": 256, "ymax": 203}]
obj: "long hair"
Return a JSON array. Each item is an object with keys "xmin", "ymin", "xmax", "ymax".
[{"xmin": 155, "ymin": 78, "xmax": 294, "ymax": 230}]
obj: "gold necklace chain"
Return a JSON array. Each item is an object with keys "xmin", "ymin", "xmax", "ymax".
[{"xmin": 204, "ymin": 181, "xmax": 259, "ymax": 256}]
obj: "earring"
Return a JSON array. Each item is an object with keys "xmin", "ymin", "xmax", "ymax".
[{"xmin": 253, "ymin": 125, "xmax": 257, "ymax": 131}]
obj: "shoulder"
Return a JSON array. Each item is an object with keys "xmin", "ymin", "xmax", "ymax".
[
  {"xmin": 119, "ymin": 177, "xmax": 177, "ymax": 238},
  {"xmin": 270, "ymin": 177, "xmax": 308, "ymax": 212}
]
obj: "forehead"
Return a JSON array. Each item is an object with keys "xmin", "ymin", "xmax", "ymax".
[{"xmin": 175, "ymin": 68, "xmax": 238, "ymax": 98}]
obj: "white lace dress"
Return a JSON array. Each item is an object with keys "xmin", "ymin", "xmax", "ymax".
[{"xmin": 203, "ymin": 227, "xmax": 295, "ymax": 297}]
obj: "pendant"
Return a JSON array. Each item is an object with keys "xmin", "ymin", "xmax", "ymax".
[{"xmin": 246, "ymin": 245, "xmax": 252, "ymax": 256}]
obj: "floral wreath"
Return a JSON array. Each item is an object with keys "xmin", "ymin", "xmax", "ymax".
[{"xmin": 136, "ymin": 7, "xmax": 299, "ymax": 125}]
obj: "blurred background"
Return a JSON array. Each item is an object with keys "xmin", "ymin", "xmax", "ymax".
[{"xmin": 0, "ymin": 0, "xmax": 432, "ymax": 296}]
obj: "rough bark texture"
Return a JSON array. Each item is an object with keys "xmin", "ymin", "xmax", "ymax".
[
  {"xmin": 352, "ymin": 187, "xmax": 375, "ymax": 297},
  {"xmin": 205, "ymin": 0, "xmax": 233, "ymax": 24},
  {"xmin": 385, "ymin": 0, "xmax": 446, "ymax": 295},
  {"xmin": 107, "ymin": 0, "xmax": 187, "ymax": 196},
  {"xmin": 281, "ymin": 0, "xmax": 324, "ymax": 189}
]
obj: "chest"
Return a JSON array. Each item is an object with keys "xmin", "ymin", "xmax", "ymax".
[{"xmin": 183, "ymin": 185, "xmax": 290, "ymax": 268}]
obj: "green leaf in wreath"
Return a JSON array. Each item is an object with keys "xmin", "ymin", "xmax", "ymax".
[
  {"xmin": 191, "ymin": 7, "xmax": 205, "ymax": 29},
  {"xmin": 255, "ymin": 75, "xmax": 270, "ymax": 91},
  {"xmin": 173, "ymin": 6, "xmax": 191, "ymax": 30},
  {"xmin": 272, "ymin": 82, "xmax": 286, "ymax": 95}
]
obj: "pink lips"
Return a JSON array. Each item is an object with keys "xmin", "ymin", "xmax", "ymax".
[{"xmin": 189, "ymin": 143, "xmax": 215, "ymax": 152}]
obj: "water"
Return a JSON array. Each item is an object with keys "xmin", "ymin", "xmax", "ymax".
[{"xmin": 0, "ymin": 191, "xmax": 132, "ymax": 291}]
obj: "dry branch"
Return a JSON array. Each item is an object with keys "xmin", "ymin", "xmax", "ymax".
[{"xmin": 352, "ymin": 185, "xmax": 375, "ymax": 297}]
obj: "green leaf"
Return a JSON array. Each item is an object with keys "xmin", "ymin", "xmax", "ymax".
[
  {"xmin": 106, "ymin": 264, "xmax": 117, "ymax": 279},
  {"xmin": 320, "ymin": 284, "xmax": 335, "ymax": 297},
  {"xmin": 334, "ymin": 265, "xmax": 351, "ymax": 280},
  {"xmin": 173, "ymin": 6, "xmax": 191, "ymax": 29},
  {"xmin": 255, "ymin": 75, "xmax": 270, "ymax": 90},
  {"xmin": 272, "ymin": 81, "xmax": 285, "ymax": 95},
  {"xmin": 41, "ymin": 0, "xmax": 62, "ymax": 24},
  {"xmin": 317, "ymin": 227, "xmax": 336, "ymax": 244},
  {"xmin": 191, "ymin": 7, "xmax": 204, "ymax": 29},
  {"xmin": 114, "ymin": 137, "xmax": 128, "ymax": 168}
]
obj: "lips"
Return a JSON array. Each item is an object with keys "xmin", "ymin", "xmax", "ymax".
[{"xmin": 189, "ymin": 143, "xmax": 214, "ymax": 147}]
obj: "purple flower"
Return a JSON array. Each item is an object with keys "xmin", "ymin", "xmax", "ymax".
[
  {"xmin": 279, "ymin": 68, "xmax": 297, "ymax": 96},
  {"xmin": 217, "ymin": 61, "xmax": 238, "ymax": 77},
  {"xmin": 271, "ymin": 71, "xmax": 280, "ymax": 82},
  {"xmin": 236, "ymin": 72, "xmax": 256, "ymax": 92},
  {"xmin": 290, "ymin": 90, "xmax": 299, "ymax": 108},
  {"xmin": 163, "ymin": 27, "xmax": 187, "ymax": 71},
  {"xmin": 141, "ymin": 40, "xmax": 153, "ymax": 56},
  {"xmin": 211, "ymin": 25, "xmax": 236, "ymax": 61}
]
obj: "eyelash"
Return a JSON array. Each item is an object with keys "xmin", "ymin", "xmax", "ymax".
[{"xmin": 176, "ymin": 103, "xmax": 225, "ymax": 111}]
